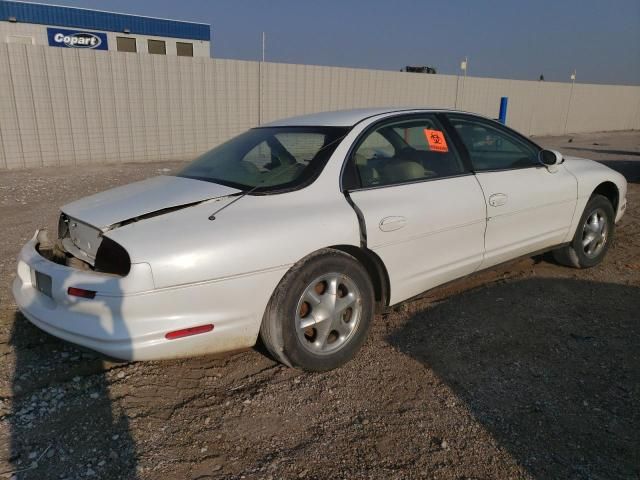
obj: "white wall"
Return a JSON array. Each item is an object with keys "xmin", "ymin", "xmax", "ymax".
[{"xmin": 0, "ymin": 43, "xmax": 638, "ymax": 169}]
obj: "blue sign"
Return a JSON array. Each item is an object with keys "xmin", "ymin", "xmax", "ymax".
[{"xmin": 47, "ymin": 28, "xmax": 108, "ymax": 50}]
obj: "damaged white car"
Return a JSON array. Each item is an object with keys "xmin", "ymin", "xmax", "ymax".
[{"xmin": 13, "ymin": 108, "xmax": 627, "ymax": 371}]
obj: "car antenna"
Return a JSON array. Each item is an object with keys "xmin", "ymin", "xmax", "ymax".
[
  {"xmin": 208, "ymin": 183, "xmax": 262, "ymax": 220},
  {"xmin": 208, "ymin": 133, "xmax": 348, "ymax": 221}
]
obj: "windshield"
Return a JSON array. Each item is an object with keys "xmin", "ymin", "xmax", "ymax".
[{"xmin": 178, "ymin": 126, "xmax": 349, "ymax": 192}]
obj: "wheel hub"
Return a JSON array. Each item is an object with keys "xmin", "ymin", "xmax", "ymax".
[
  {"xmin": 295, "ymin": 273, "xmax": 362, "ymax": 355},
  {"xmin": 581, "ymin": 208, "xmax": 608, "ymax": 259}
]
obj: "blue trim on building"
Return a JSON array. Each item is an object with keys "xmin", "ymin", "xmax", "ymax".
[{"xmin": 0, "ymin": 1, "xmax": 210, "ymax": 41}]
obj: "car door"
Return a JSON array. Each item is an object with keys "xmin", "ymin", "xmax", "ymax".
[
  {"xmin": 343, "ymin": 114, "xmax": 487, "ymax": 305},
  {"xmin": 446, "ymin": 114, "xmax": 577, "ymax": 269}
]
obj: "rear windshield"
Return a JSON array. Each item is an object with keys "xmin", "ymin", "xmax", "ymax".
[{"xmin": 178, "ymin": 126, "xmax": 349, "ymax": 192}]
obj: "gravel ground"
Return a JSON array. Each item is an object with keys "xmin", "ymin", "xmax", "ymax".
[{"xmin": 0, "ymin": 131, "xmax": 638, "ymax": 480}]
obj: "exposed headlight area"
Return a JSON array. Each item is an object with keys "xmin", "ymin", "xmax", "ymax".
[
  {"xmin": 58, "ymin": 211, "xmax": 69, "ymax": 239},
  {"xmin": 36, "ymin": 212, "xmax": 131, "ymax": 277}
]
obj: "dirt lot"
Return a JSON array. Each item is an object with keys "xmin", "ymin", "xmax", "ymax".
[{"xmin": 0, "ymin": 131, "xmax": 638, "ymax": 480}]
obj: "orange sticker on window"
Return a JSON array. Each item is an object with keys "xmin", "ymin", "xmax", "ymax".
[{"xmin": 424, "ymin": 129, "xmax": 449, "ymax": 153}]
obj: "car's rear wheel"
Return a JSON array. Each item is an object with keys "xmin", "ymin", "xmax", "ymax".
[
  {"xmin": 260, "ymin": 249, "xmax": 375, "ymax": 371},
  {"xmin": 553, "ymin": 194, "xmax": 615, "ymax": 268}
]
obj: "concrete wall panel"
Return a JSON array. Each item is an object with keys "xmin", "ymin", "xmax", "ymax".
[
  {"xmin": 109, "ymin": 51, "xmax": 134, "ymax": 163},
  {"xmin": 25, "ymin": 46, "xmax": 59, "ymax": 167},
  {"xmin": 0, "ymin": 44, "xmax": 638, "ymax": 169},
  {"xmin": 7, "ymin": 44, "xmax": 41, "ymax": 168},
  {"xmin": 138, "ymin": 53, "xmax": 159, "ymax": 162},
  {"xmin": 77, "ymin": 49, "xmax": 106, "ymax": 165},
  {"xmin": 0, "ymin": 44, "xmax": 23, "ymax": 168},
  {"xmin": 96, "ymin": 51, "xmax": 119, "ymax": 164}
]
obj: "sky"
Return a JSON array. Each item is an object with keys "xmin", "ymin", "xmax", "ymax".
[{"xmin": 28, "ymin": 0, "xmax": 640, "ymax": 85}]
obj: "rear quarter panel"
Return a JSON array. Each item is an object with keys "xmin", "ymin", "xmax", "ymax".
[{"xmin": 104, "ymin": 188, "xmax": 361, "ymax": 290}]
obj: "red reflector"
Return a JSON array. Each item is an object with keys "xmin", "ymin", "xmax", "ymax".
[
  {"xmin": 67, "ymin": 287, "xmax": 96, "ymax": 299},
  {"xmin": 165, "ymin": 324, "xmax": 214, "ymax": 340}
]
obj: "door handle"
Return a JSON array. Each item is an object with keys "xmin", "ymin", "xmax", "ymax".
[
  {"xmin": 379, "ymin": 216, "xmax": 407, "ymax": 232},
  {"xmin": 488, "ymin": 193, "xmax": 508, "ymax": 207}
]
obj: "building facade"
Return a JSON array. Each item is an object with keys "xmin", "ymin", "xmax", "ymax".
[{"xmin": 0, "ymin": 0, "xmax": 211, "ymax": 56}]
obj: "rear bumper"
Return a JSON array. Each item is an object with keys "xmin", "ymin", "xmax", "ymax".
[{"xmin": 12, "ymin": 231, "xmax": 286, "ymax": 360}]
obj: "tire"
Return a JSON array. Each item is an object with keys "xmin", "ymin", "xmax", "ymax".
[
  {"xmin": 260, "ymin": 248, "xmax": 375, "ymax": 371},
  {"xmin": 553, "ymin": 194, "xmax": 615, "ymax": 268}
]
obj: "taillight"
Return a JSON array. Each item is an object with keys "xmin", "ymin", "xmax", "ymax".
[
  {"xmin": 68, "ymin": 287, "xmax": 96, "ymax": 299},
  {"xmin": 165, "ymin": 324, "xmax": 214, "ymax": 340},
  {"xmin": 94, "ymin": 237, "xmax": 131, "ymax": 276}
]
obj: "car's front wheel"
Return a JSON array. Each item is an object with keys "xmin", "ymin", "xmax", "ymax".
[
  {"xmin": 553, "ymin": 194, "xmax": 615, "ymax": 268},
  {"xmin": 260, "ymin": 249, "xmax": 375, "ymax": 371}
]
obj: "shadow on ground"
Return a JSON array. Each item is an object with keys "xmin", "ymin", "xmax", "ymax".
[
  {"xmin": 564, "ymin": 147, "xmax": 640, "ymax": 158},
  {"xmin": 7, "ymin": 265, "xmax": 138, "ymax": 479},
  {"xmin": 388, "ymin": 277, "xmax": 639, "ymax": 479}
]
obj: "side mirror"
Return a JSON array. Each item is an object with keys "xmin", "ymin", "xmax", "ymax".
[{"xmin": 540, "ymin": 149, "xmax": 564, "ymax": 166}]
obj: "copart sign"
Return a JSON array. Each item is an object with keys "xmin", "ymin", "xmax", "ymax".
[{"xmin": 47, "ymin": 28, "xmax": 108, "ymax": 50}]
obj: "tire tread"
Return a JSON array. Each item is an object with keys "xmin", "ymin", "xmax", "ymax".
[
  {"xmin": 553, "ymin": 194, "xmax": 614, "ymax": 269},
  {"xmin": 259, "ymin": 248, "xmax": 374, "ymax": 371}
]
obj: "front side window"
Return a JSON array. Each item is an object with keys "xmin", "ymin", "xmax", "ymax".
[
  {"xmin": 448, "ymin": 115, "xmax": 539, "ymax": 171},
  {"xmin": 179, "ymin": 127, "xmax": 349, "ymax": 192},
  {"xmin": 350, "ymin": 115, "xmax": 465, "ymax": 188}
]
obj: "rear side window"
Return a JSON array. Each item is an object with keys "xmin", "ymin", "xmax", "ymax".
[
  {"xmin": 179, "ymin": 126, "xmax": 349, "ymax": 192},
  {"xmin": 350, "ymin": 115, "xmax": 466, "ymax": 188},
  {"xmin": 448, "ymin": 115, "xmax": 539, "ymax": 171},
  {"xmin": 241, "ymin": 132, "xmax": 327, "ymax": 185}
]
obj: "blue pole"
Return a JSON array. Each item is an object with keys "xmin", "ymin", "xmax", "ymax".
[{"xmin": 498, "ymin": 97, "xmax": 508, "ymax": 124}]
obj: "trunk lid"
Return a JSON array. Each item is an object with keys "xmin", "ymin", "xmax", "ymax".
[{"xmin": 61, "ymin": 175, "xmax": 240, "ymax": 231}]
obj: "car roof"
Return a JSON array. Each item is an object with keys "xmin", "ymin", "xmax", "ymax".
[{"xmin": 262, "ymin": 108, "xmax": 463, "ymax": 127}]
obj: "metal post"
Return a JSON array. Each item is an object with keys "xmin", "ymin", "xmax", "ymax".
[
  {"xmin": 258, "ymin": 32, "xmax": 265, "ymax": 126},
  {"xmin": 563, "ymin": 69, "xmax": 576, "ymax": 134},
  {"xmin": 457, "ymin": 56, "xmax": 467, "ymax": 110},
  {"xmin": 462, "ymin": 56, "xmax": 468, "ymax": 91},
  {"xmin": 462, "ymin": 56, "xmax": 467, "ymax": 109}
]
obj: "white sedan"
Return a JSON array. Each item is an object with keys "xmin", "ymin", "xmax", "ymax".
[{"xmin": 13, "ymin": 108, "xmax": 627, "ymax": 370}]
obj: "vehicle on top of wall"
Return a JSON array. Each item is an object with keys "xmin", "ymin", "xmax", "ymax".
[{"xmin": 13, "ymin": 108, "xmax": 628, "ymax": 371}]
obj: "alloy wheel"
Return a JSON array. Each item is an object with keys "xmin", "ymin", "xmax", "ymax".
[
  {"xmin": 295, "ymin": 273, "xmax": 363, "ymax": 355},
  {"xmin": 582, "ymin": 208, "xmax": 608, "ymax": 258}
]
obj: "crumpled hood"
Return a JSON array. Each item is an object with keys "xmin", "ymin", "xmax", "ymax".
[{"xmin": 61, "ymin": 175, "xmax": 240, "ymax": 230}]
